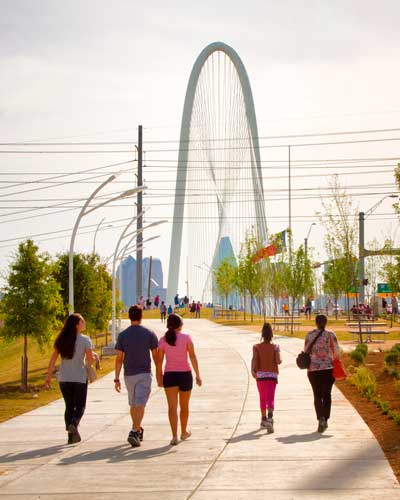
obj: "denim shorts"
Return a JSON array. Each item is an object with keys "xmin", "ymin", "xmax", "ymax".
[
  {"xmin": 124, "ymin": 373, "xmax": 152, "ymax": 406},
  {"xmin": 163, "ymin": 371, "xmax": 193, "ymax": 391}
]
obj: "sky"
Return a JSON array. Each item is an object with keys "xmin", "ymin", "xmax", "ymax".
[{"xmin": 1, "ymin": 0, "xmax": 400, "ymax": 295}]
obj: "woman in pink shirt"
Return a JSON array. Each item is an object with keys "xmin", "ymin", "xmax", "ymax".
[{"xmin": 157, "ymin": 314, "xmax": 202, "ymax": 445}]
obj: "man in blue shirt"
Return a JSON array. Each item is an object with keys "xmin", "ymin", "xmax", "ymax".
[{"xmin": 114, "ymin": 305, "xmax": 159, "ymax": 447}]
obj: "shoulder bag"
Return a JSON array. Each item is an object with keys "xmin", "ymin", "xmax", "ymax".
[{"xmin": 296, "ymin": 330, "xmax": 324, "ymax": 369}]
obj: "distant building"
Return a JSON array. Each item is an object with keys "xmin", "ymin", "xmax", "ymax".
[{"xmin": 117, "ymin": 256, "xmax": 166, "ymax": 308}]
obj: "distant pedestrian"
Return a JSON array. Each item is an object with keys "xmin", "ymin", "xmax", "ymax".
[
  {"xmin": 195, "ymin": 301, "xmax": 201, "ymax": 318},
  {"xmin": 138, "ymin": 296, "xmax": 145, "ymax": 309},
  {"xmin": 251, "ymin": 322, "xmax": 281, "ymax": 433},
  {"xmin": 146, "ymin": 297, "xmax": 152, "ymax": 309},
  {"xmin": 183, "ymin": 295, "xmax": 189, "ymax": 309},
  {"xmin": 114, "ymin": 305, "xmax": 159, "ymax": 447},
  {"xmin": 282, "ymin": 303, "xmax": 289, "ymax": 316},
  {"xmin": 156, "ymin": 314, "xmax": 202, "ymax": 445},
  {"xmin": 190, "ymin": 301, "xmax": 196, "ymax": 318},
  {"xmin": 305, "ymin": 298, "xmax": 312, "ymax": 319},
  {"xmin": 160, "ymin": 301, "xmax": 167, "ymax": 322},
  {"xmin": 167, "ymin": 304, "xmax": 173, "ymax": 315},
  {"xmin": 174, "ymin": 294, "xmax": 179, "ymax": 312},
  {"xmin": 305, "ymin": 314, "xmax": 340, "ymax": 433},
  {"xmin": 45, "ymin": 313, "xmax": 95, "ymax": 444},
  {"xmin": 154, "ymin": 295, "xmax": 160, "ymax": 308}
]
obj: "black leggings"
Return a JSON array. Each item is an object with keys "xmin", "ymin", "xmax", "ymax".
[
  {"xmin": 59, "ymin": 382, "xmax": 88, "ymax": 430},
  {"xmin": 307, "ymin": 369, "xmax": 335, "ymax": 420}
]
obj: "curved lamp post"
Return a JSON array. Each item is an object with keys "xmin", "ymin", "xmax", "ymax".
[
  {"xmin": 110, "ymin": 219, "xmax": 167, "ymax": 343},
  {"xmin": 68, "ymin": 178, "xmax": 146, "ymax": 313}
]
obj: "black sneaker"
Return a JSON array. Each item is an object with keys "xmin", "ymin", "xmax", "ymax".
[
  {"xmin": 317, "ymin": 417, "xmax": 327, "ymax": 433},
  {"xmin": 127, "ymin": 430, "xmax": 141, "ymax": 447},
  {"xmin": 67, "ymin": 424, "xmax": 81, "ymax": 443},
  {"xmin": 138, "ymin": 427, "xmax": 144, "ymax": 442},
  {"xmin": 266, "ymin": 418, "xmax": 274, "ymax": 434}
]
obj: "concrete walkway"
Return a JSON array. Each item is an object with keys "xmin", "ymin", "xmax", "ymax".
[{"xmin": 0, "ymin": 319, "xmax": 398, "ymax": 499}]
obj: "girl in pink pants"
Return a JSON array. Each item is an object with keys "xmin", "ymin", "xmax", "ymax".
[{"xmin": 251, "ymin": 323, "xmax": 281, "ymax": 433}]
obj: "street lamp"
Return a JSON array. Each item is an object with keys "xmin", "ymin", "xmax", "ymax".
[
  {"xmin": 92, "ymin": 218, "xmax": 113, "ymax": 254},
  {"xmin": 359, "ymin": 194, "xmax": 399, "ymax": 302},
  {"xmin": 304, "ymin": 222, "xmax": 316, "ymax": 258},
  {"xmin": 68, "ymin": 177, "xmax": 147, "ymax": 313},
  {"xmin": 110, "ymin": 220, "xmax": 167, "ymax": 343}
]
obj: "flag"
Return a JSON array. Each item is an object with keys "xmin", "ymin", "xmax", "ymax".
[{"xmin": 253, "ymin": 229, "xmax": 287, "ymax": 263}]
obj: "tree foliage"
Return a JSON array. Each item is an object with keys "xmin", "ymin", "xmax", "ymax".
[
  {"xmin": 53, "ymin": 253, "xmax": 112, "ymax": 332},
  {"xmin": 214, "ymin": 257, "xmax": 236, "ymax": 310},
  {"xmin": 0, "ymin": 240, "xmax": 63, "ymax": 390}
]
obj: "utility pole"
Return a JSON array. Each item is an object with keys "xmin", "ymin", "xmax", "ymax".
[
  {"xmin": 136, "ymin": 125, "xmax": 143, "ymax": 302},
  {"xmin": 359, "ymin": 211, "xmax": 365, "ymax": 303},
  {"xmin": 147, "ymin": 255, "xmax": 152, "ymax": 300}
]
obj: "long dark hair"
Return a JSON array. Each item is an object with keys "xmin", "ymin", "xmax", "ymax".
[
  {"xmin": 165, "ymin": 313, "xmax": 183, "ymax": 346},
  {"xmin": 54, "ymin": 313, "xmax": 82, "ymax": 359},
  {"xmin": 315, "ymin": 314, "xmax": 327, "ymax": 331},
  {"xmin": 261, "ymin": 322, "xmax": 273, "ymax": 342}
]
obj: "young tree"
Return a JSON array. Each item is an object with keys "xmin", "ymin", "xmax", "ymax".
[
  {"xmin": 323, "ymin": 257, "xmax": 347, "ymax": 319},
  {"xmin": 318, "ymin": 176, "xmax": 359, "ymax": 317},
  {"xmin": 285, "ymin": 245, "xmax": 314, "ymax": 332},
  {"xmin": 214, "ymin": 257, "xmax": 236, "ymax": 315},
  {"xmin": 0, "ymin": 240, "xmax": 63, "ymax": 391},
  {"xmin": 237, "ymin": 232, "xmax": 262, "ymax": 322}
]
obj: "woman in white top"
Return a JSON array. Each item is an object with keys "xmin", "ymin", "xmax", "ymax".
[{"xmin": 45, "ymin": 313, "xmax": 95, "ymax": 444}]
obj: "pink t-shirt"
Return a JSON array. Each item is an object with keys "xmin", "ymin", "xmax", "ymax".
[{"xmin": 158, "ymin": 332, "xmax": 192, "ymax": 372}]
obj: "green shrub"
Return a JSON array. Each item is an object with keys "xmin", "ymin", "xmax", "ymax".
[
  {"xmin": 350, "ymin": 366, "xmax": 377, "ymax": 399},
  {"xmin": 356, "ymin": 344, "xmax": 368, "ymax": 356},
  {"xmin": 391, "ymin": 343, "xmax": 400, "ymax": 354},
  {"xmin": 350, "ymin": 350, "xmax": 365, "ymax": 364},
  {"xmin": 384, "ymin": 351, "xmax": 399, "ymax": 366}
]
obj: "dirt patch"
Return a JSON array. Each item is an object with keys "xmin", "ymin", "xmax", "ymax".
[{"xmin": 336, "ymin": 351, "xmax": 400, "ymax": 482}]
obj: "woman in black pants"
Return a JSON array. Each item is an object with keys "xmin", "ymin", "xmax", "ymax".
[
  {"xmin": 305, "ymin": 314, "xmax": 340, "ymax": 433},
  {"xmin": 45, "ymin": 314, "xmax": 95, "ymax": 444}
]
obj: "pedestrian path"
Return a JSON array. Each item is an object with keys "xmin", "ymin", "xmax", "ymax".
[{"xmin": 0, "ymin": 319, "xmax": 398, "ymax": 499}]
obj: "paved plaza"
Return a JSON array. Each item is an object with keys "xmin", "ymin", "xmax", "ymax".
[{"xmin": 0, "ymin": 319, "xmax": 399, "ymax": 499}]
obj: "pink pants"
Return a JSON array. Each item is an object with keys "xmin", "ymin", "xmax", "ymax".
[{"xmin": 256, "ymin": 380, "xmax": 277, "ymax": 410}]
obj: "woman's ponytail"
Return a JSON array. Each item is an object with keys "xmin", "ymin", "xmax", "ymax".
[{"xmin": 165, "ymin": 313, "xmax": 183, "ymax": 346}]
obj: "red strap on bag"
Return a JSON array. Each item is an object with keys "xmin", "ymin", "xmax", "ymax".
[{"xmin": 329, "ymin": 334, "xmax": 347, "ymax": 381}]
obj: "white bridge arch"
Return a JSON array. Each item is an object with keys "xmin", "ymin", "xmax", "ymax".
[{"xmin": 167, "ymin": 41, "xmax": 267, "ymax": 303}]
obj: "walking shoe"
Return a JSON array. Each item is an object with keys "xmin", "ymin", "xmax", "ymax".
[
  {"xmin": 138, "ymin": 427, "xmax": 144, "ymax": 442},
  {"xmin": 127, "ymin": 430, "xmax": 141, "ymax": 447},
  {"xmin": 67, "ymin": 424, "xmax": 81, "ymax": 443},
  {"xmin": 317, "ymin": 417, "xmax": 327, "ymax": 433},
  {"xmin": 67, "ymin": 432, "xmax": 73, "ymax": 445},
  {"xmin": 260, "ymin": 417, "xmax": 268, "ymax": 428},
  {"xmin": 265, "ymin": 418, "xmax": 274, "ymax": 434}
]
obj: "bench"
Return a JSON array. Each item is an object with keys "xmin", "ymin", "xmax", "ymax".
[
  {"xmin": 272, "ymin": 321, "xmax": 302, "ymax": 332},
  {"xmin": 348, "ymin": 329, "xmax": 389, "ymax": 343}
]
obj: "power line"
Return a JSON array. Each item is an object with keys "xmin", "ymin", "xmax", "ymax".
[{"xmin": 2, "ymin": 127, "xmax": 400, "ymax": 145}]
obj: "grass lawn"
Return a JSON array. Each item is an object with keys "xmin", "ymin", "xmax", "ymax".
[{"xmin": 0, "ymin": 331, "xmax": 116, "ymax": 423}]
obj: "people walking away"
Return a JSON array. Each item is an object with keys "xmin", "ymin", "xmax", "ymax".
[
  {"xmin": 167, "ymin": 304, "xmax": 173, "ymax": 315},
  {"xmin": 114, "ymin": 305, "xmax": 159, "ymax": 447},
  {"xmin": 195, "ymin": 301, "xmax": 201, "ymax": 318},
  {"xmin": 45, "ymin": 313, "xmax": 95, "ymax": 444},
  {"xmin": 251, "ymin": 322, "xmax": 281, "ymax": 433},
  {"xmin": 156, "ymin": 314, "xmax": 202, "ymax": 445},
  {"xmin": 160, "ymin": 301, "xmax": 167, "ymax": 322},
  {"xmin": 190, "ymin": 300, "xmax": 196, "ymax": 318},
  {"xmin": 305, "ymin": 298, "xmax": 312, "ymax": 319},
  {"xmin": 305, "ymin": 314, "xmax": 340, "ymax": 433}
]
